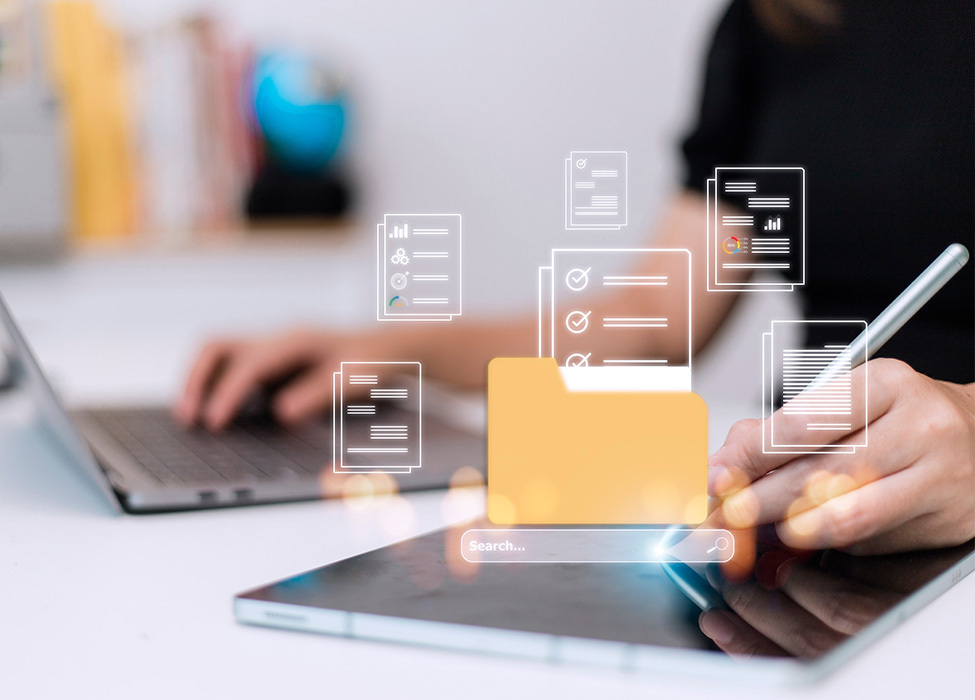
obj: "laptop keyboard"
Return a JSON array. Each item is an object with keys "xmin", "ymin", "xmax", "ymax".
[{"xmin": 80, "ymin": 408, "xmax": 333, "ymax": 485}]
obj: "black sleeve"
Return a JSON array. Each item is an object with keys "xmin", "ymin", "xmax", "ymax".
[{"xmin": 680, "ymin": 0, "xmax": 758, "ymax": 192}]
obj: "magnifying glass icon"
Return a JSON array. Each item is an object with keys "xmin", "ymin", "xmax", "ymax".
[{"xmin": 706, "ymin": 536, "xmax": 730, "ymax": 555}]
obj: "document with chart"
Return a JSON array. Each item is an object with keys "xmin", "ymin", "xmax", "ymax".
[
  {"xmin": 333, "ymin": 362, "xmax": 422, "ymax": 473},
  {"xmin": 762, "ymin": 320, "xmax": 868, "ymax": 454},
  {"xmin": 707, "ymin": 166, "xmax": 805, "ymax": 292},
  {"xmin": 565, "ymin": 151, "xmax": 628, "ymax": 230},
  {"xmin": 378, "ymin": 214, "xmax": 462, "ymax": 321}
]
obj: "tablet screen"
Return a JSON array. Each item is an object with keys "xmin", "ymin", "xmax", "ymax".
[{"xmin": 236, "ymin": 522, "xmax": 973, "ymax": 668}]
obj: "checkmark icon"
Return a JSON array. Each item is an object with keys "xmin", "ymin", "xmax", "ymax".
[
  {"xmin": 565, "ymin": 352, "xmax": 592, "ymax": 367},
  {"xmin": 565, "ymin": 310, "xmax": 592, "ymax": 334},
  {"xmin": 565, "ymin": 267, "xmax": 592, "ymax": 292}
]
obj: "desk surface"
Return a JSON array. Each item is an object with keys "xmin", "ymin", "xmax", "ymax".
[{"xmin": 0, "ymin": 251, "xmax": 971, "ymax": 699}]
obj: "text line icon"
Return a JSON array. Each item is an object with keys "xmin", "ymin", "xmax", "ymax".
[
  {"xmin": 378, "ymin": 214, "xmax": 462, "ymax": 322},
  {"xmin": 565, "ymin": 151, "xmax": 628, "ymax": 230},
  {"xmin": 333, "ymin": 361, "xmax": 422, "ymax": 473}
]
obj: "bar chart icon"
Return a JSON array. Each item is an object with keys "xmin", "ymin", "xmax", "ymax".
[{"xmin": 389, "ymin": 223, "xmax": 410, "ymax": 239}]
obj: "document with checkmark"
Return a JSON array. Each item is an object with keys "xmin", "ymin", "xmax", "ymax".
[
  {"xmin": 541, "ymin": 248, "xmax": 691, "ymax": 390},
  {"xmin": 565, "ymin": 151, "xmax": 628, "ymax": 230}
]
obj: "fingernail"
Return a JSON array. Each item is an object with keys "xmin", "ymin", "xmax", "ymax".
[
  {"xmin": 707, "ymin": 447, "xmax": 725, "ymax": 467},
  {"xmin": 775, "ymin": 557, "xmax": 798, "ymax": 588},
  {"xmin": 700, "ymin": 611, "xmax": 735, "ymax": 644},
  {"xmin": 704, "ymin": 562, "xmax": 723, "ymax": 589},
  {"xmin": 707, "ymin": 465, "xmax": 728, "ymax": 495},
  {"xmin": 756, "ymin": 551, "xmax": 798, "ymax": 590}
]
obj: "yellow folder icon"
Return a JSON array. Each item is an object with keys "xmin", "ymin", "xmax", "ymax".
[{"xmin": 487, "ymin": 358, "xmax": 708, "ymax": 525}]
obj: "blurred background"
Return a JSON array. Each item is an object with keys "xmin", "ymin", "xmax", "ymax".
[{"xmin": 0, "ymin": 0, "xmax": 797, "ymax": 408}]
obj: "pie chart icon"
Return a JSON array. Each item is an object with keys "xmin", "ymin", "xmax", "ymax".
[{"xmin": 722, "ymin": 236, "xmax": 742, "ymax": 254}]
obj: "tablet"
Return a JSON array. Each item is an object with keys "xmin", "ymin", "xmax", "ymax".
[{"xmin": 234, "ymin": 523, "xmax": 973, "ymax": 684}]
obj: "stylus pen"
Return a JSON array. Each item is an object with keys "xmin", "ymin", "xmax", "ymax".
[{"xmin": 808, "ymin": 243, "xmax": 969, "ymax": 387}]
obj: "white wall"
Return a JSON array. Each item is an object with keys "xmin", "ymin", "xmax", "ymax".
[{"xmin": 96, "ymin": 0, "xmax": 800, "ymax": 407}]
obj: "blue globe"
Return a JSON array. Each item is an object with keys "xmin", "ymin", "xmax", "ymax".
[{"xmin": 251, "ymin": 50, "xmax": 347, "ymax": 172}]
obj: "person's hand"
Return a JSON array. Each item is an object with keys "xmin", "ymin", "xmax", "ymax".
[
  {"xmin": 707, "ymin": 358, "xmax": 975, "ymax": 554},
  {"xmin": 173, "ymin": 327, "xmax": 396, "ymax": 430}
]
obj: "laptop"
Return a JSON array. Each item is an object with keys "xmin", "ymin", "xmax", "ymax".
[{"xmin": 0, "ymin": 292, "xmax": 484, "ymax": 513}]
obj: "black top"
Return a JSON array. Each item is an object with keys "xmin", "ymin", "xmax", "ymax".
[{"xmin": 682, "ymin": 0, "xmax": 974, "ymax": 383}]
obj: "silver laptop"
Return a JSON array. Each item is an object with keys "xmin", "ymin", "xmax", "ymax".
[{"xmin": 0, "ymin": 291, "xmax": 484, "ymax": 513}]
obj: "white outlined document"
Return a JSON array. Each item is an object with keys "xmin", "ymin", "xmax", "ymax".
[
  {"xmin": 377, "ymin": 214, "xmax": 461, "ymax": 321},
  {"xmin": 332, "ymin": 362, "xmax": 421, "ymax": 473},
  {"xmin": 707, "ymin": 166, "xmax": 805, "ymax": 292},
  {"xmin": 762, "ymin": 321, "xmax": 868, "ymax": 454},
  {"xmin": 539, "ymin": 248, "xmax": 691, "ymax": 391},
  {"xmin": 565, "ymin": 151, "xmax": 628, "ymax": 230}
]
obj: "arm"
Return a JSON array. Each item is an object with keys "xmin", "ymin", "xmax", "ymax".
[{"xmin": 176, "ymin": 190, "xmax": 743, "ymax": 428}]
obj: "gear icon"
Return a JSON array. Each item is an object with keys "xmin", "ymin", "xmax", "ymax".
[{"xmin": 390, "ymin": 247, "xmax": 409, "ymax": 265}]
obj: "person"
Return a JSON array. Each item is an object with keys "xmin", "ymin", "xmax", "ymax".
[{"xmin": 175, "ymin": 0, "xmax": 974, "ymax": 564}]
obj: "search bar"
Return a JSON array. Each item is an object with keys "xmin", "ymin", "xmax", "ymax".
[{"xmin": 461, "ymin": 528, "xmax": 735, "ymax": 564}]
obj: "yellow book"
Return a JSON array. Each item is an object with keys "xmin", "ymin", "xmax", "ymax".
[{"xmin": 43, "ymin": 1, "xmax": 136, "ymax": 241}]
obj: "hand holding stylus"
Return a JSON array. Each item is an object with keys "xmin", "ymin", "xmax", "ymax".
[{"xmin": 707, "ymin": 245, "xmax": 974, "ymax": 554}]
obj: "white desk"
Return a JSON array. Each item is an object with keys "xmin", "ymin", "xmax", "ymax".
[{"xmin": 1, "ymin": 249, "xmax": 971, "ymax": 699}]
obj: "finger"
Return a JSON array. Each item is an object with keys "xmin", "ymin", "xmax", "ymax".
[
  {"xmin": 698, "ymin": 610, "xmax": 788, "ymax": 658},
  {"xmin": 776, "ymin": 462, "xmax": 929, "ymax": 550},
  {"xmin": 273, "ymin": 365, "xmax": 337, "ymax": 424},
  {"xmin": 174, "ymin": 339, "xmax": 235, "ymax": 425},
  {"xmin": 202, "ymin": 342, "xmax": 317, "ymax": 430},
  {"xmin": 779, "ymin": 563, "xmax": 901, "ymax": 635},
  {"xmin": 709, "ymin": 360, "xmax": 904, "ymax": 495},
  {"xmin": 717, "ymin": 416, "xmax": 920, "ymax": 530},
  {"xmin": 709, "ymin": 573, "xmax": 847, "ymax": 658},
  {"xmin": 707, "ymin": 419, "xmax": 759, "ymax": 495}
]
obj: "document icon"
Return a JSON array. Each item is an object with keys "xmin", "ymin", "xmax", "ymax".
[
  {"xmin": 488, "ymin": 247, "xmax": 708, "ymax": 525},
  {"xmin": 332, "ymin": 362, "xmax": 421, "ymax": 473},
  {"xmin": 762, "ymin": 321, "xmax": 868, "ymax": 454},
  {"xmin": 378, "ymin": 214, "xmax": 462, "ymax": 321},
  {"xmin": 565, "ymin": 151, "xmax": 628, "ymax": 230},
  {"xmin": 706, "ymin": 166, "xmax": 805, "ymax": 292}
]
